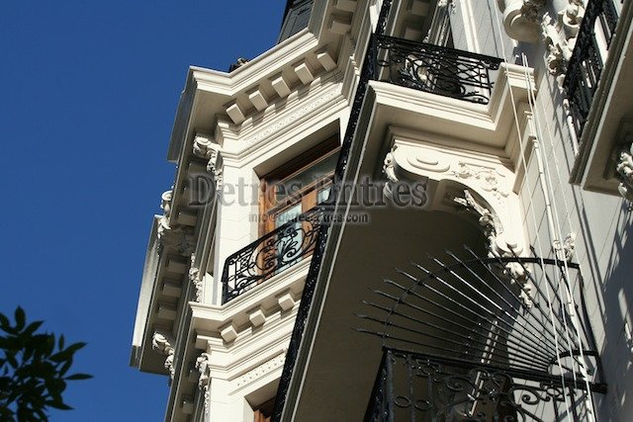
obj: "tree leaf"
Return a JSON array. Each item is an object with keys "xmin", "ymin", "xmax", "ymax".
[
  {"xmin": 0, "ymin": 313, "xmax": 9, "ymax": 331},
  {"xmin": 14, "ymin": 307, "xmax": 25, "ymax": 331},
  {"xmin": 23, "ymin": 321, "xmax": 43, "ymax": 337},
  {"xmin": 65, "ymin": 373, "xmax": 92, "ymax": 380},
  {"xmin": 46, "ymin": 400, "xmax": 73, "ymax": 410},
  {"xmin": 64, "ymin": 342, "xmax": 87, "ymax": 354}
]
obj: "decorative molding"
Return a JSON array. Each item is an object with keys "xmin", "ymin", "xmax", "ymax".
[
  {"xmin": 157, "ymin": 221, "xmax": 195, "ymax": 256},
  {"xmin": 189, "ymin": 254, "xmax": 203, "ymax": 302},
  {"xmin": 616, "ymin": 141, "xmax": 633, "ymax": 201},
  {"xmin": 552, "ymin": 232, "xmax": 576, "ymax": 261},
  {"xmin": 152, "ymin": 332, "xmax": 175, "ymax": 380},
  {"xmin": 244, "ymin": 89, "xmax": 339, "ymax": 146},
  {"xmin": 454, "ymin": 190, "xmax": 535, "ymax": 308},
  {"xmin": 382, "ymin": 145, "xmax": 399, "ymax": 198},
  {"xmin": 542, "ymin": 1, "xmax": 585, "ymax": 88},
  {"xmin": 521, "ymin": 0, "xmax": 546, "ymax": 25},
  {"xmin": 450, "ymin": 162, "xmax": 510, "ymax": 202},
  {"xmin": 497, "ymin": 0, "xmax": 546, "ymax": 42},
  {"xmin": 192, "ymin": 134, "xmax": 224, "ymax": 191},
  {"xmin": 235, "ymin": 352, "xmax": 287, "ymax": 388},
  {"xmin": 195, "ymin": 352, "xmax": 212, "ymax": 414},
  {"xmin": 157, "ymin": 188, "xmax": 195, "ymax": 256}
]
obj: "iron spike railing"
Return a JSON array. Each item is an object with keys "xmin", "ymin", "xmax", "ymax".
[
  {"xmin": 563, "ymin": 0, "xmax": 619, "ymax": 139},
  {"xmin": 358, "ymin": 252, "xmax": 606, "ymax": 421}
]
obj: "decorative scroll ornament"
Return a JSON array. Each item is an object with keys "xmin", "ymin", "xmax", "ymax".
[
  {"xmin": 616, "ymin": 142, "xmax": 633, "ymax": 201},
  {"xmin": 193, "ymin": 135, "xmax": 223, "ymax": 191},
  {"xmin": 382, "ymin": 145, "xmax": 399, "ymax": 199},
  {"xmin": 152, "ymin": 332, "xmax": 175, "ymax": 380},
  {"xmin": 497, "ymin": 0, "xmax": 546, "ymax": 42},
  {"xmin": 521, "ymin": 0, "xmax": 546, "ymax": 24},
  {"xmin": 552, "ymin": 233, "xmax": 576, "ymax": 261},
  {"xmin": 195, "ymin": 352, "xmax": 212, "ymax": 414},
  {"xmin": 451, "ymin": 162, "xmax": 510, "ymax": 202},
  {"xmin": 454, "ymin": 190, "xmax": 534, "ymax": 307},
  {"xmin": 157, "ymin": 189, "xmax": 195, "ymax": 256},
  {"xmin": 189, "ymin": 255, "xmax": 203, "ymax": 302},
  {"xmin": 542, "ymin": 1, "xmax": 585, "ymax": 88}
]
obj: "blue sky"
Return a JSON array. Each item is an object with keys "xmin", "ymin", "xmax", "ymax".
[{"xmin": 0, "ymin": 1, "xmax": 285, "ymax": 420}]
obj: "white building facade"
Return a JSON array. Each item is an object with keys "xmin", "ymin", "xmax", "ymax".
[{"xmin": 131, "ymin": 0, "xmax": 633, "ymax": 420}]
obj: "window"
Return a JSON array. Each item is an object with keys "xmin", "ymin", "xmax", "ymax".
[
  {"xmin": 259, "ymin": 137, "xmax": 339, "ymax": 236},
  {"xmin": 253, "ymin": 398, "xmax": 275, "ymax": 422}
]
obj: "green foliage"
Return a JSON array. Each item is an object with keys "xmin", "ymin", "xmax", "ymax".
[{"xmin": 0, "ymin": 307, "xmax": 92, "ymax": 421}]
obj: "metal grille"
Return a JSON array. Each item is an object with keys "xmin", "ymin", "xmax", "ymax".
[
  {"xmin": 359, "ymin": 250, "xmax": 605, "ymax": 421},
  {"xmin": 563, "ymin": 0, "xmax": 619, "ymax": 139},
  {"xmin": 221, "ymin": 207, "xmax": 322, "ymax": 303},
  {"xmin": 374, "ymin": 36, "xmax": 502, "ymax": 105},
  {"xmin": 365, "ymin": 348, "xmax": 601, "ymax": 422}
]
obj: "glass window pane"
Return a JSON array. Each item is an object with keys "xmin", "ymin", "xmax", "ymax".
[
  {"xmin": 276, "ymin": 152, "xmax": 338, "ymax": 202},
  {"xmin": 317, "ymin": 186, "xmax": 331, "ymax": 204}
]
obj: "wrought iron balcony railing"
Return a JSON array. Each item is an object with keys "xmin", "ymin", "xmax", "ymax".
[
  {"xmin": 564, "ymin": 0, "xmax": 619, "ymax": 138},
  {"xmin": 221, "ymin": 207, "xmax": 323, "ymax": 303},
  {"xmin": 365, "ymin": 348, "xmax": 605, "ymax": 422},
  {"xmin": 373, "ymin": 35, "xmax": 503, "ymax": 105}
]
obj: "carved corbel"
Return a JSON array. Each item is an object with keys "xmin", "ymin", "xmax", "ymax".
[
  {"xmin": 152, "ymin": 332, "xmax": 175, "ymax": 380},
  {"xmin": 188, "ymin": 255, "xmax": 203, "ymax": 302},
  {"xmin": 542, "ymin": 1, "xmax": 585, "ymax": 89},
  {"xmin": 382, "ymin": 145, "xmax": 399, "ymax": 199},
  {"xmin": 616, "ymin": 142, "xmax": 633, "ymax": 201},
  {"xmin": 195, "ymin": 352, "xmax": 212, "ymax": 414},
  {"xmin": 157, "ymin": 189, "xmax": 195, "ymax": 256},
  {"xmin": 193, "ymin": 134, "xmax": 223, "ymax": 192},
  {"xmin": 454, "ymin": 190, "xmax": 535, "ymax": 308},
  {"xmin": 497, "ymin": 0, "xmax": 546, "ymax": 42}
]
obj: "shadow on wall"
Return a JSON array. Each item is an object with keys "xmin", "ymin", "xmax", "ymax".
[{"xmin": 591, "ymin": 202, "xmax": 633, "ymax": 420}]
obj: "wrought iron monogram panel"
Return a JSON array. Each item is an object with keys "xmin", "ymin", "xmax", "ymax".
[
  {"xmin": 221, "ymin": 207, "xmax": 323, "ymax": 303},
  {"xmin": 564, "ymin": 0, "xmax": 619, "ymax": 138},
  {"xmin": 365, "ymin": 348, "xmax": 595, "ymax": 422},
  {"xmin": 374, "ymin": 35, "xmax": 502, "ymax": 105}
]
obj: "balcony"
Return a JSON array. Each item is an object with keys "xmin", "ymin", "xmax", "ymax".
[
  {"xmin": 365, "ymin": 348, "xmax": 604, "ymax": 422},
  {"xmin": 221, "ymin": 206, "xmax": 323, "ymax": 303},
  {"xmin": 564, "ymin": 0, "xmax": 619, "ymax": 139},
  {"xmin": 373, "ymin": 35, "xmax": 503, "ymax": 105}
]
